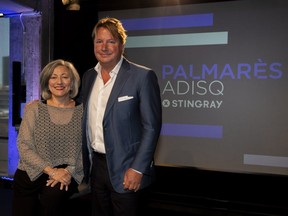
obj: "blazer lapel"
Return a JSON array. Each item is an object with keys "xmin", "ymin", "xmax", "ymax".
[
  {"xmin": 84, "ymin": 70, "xmax": 97, "ymax": 112},
  {"xmin": 103, "ymin": 59, "xmax": 131, "ymax": 121}
]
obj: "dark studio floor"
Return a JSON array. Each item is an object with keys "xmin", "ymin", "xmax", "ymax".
[
  {"xmin": 0, "ymin": 180, "xmax": 257, "ymax": 216},
  {"xmin": 2, "ymin": 166, "xmax": 288, "ymax": 216}
]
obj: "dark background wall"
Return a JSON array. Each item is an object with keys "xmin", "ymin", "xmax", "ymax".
[{"xmin": 53, "ymin": 0, "xmax": 98, "ymax": 77}]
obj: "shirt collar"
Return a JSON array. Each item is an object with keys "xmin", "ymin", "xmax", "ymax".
[{"xmin": 94, "ymin": 56, "xmax": 123, "ymax": 77}]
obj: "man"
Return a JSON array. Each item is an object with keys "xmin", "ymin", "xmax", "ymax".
[{"xmin": 80, "ymin": 17, "xmax": 162, "ymax": 216}]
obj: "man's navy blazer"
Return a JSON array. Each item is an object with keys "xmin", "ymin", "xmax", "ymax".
[{"xmin": 80, "ymin": 57, "xmax": 162, "ymax": 193}]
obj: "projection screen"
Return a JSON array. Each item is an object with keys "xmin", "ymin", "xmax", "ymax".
[{"xmin": 99, "ymin": 0, "xmax": 288, "ymax": 176}]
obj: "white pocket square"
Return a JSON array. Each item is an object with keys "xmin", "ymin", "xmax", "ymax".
[{"xmin": 118, "ymin": 95, "xmax": 134, "ymax": 102}]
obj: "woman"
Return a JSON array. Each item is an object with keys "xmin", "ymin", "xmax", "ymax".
[{"xmin": 12, "ymin": 59, "xmax": 83, "ymax": 216}]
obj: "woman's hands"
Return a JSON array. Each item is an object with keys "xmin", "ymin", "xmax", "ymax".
[{"xmin": 45, "ymin": 167, "xmax": 72, "ymax": 191}]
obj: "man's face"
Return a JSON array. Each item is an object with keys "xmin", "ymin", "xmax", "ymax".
[{"xmin": 94, "ymin": 27, "xmax": 124, "ymax": 69}]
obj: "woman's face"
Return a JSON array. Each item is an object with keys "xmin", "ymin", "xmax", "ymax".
[{"xmin": 48, "ymin": 65, "xmax": 71, "ymax": 98}]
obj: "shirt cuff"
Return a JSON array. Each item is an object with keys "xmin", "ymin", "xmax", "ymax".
[{"xmin": 132, "ymin": 168, "xmax": 142, "ymax": 174}]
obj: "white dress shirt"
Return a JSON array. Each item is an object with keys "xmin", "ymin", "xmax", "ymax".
[{"xmin": 87, "ymin": 57, "xmax": 123, "ymax": 153}]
